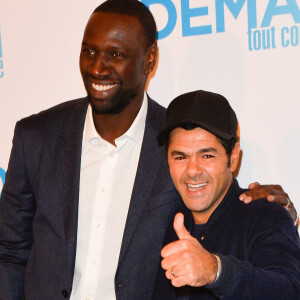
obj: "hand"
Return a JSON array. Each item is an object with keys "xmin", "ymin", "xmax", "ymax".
[
  {"xmin": 161, "ymin": 213, "xmax": 217, "ymax": 287},
  {"xmin": 239, "ymin": 182, "xmax": 298, "ymax": 222}
]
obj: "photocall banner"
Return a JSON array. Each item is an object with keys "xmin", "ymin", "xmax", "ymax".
[{"xmin": 0, "ymin": 1, "xmax": 299, "ymax": 223}]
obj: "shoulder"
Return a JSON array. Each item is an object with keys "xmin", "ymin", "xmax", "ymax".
[
  {"xmin": 244, "ymin": 197, "xmax": 291, "ymax": 222},
  {"xmin": 236, "ymin": 196, "xmax": 297, "ymax": 240},
  {"xmin": 15, "ymin": 97, "xmax": 88, "ymax": 132},
  {"xmin": 224, "ymin": 180, "xmax": 297, "ymax": 240},
  {"xmin": 229, "ymin": 181, "xmax": 292, "ymax": 227},
  {"xmin": 12, "ymin": 98, "xmax": 88, "ymax": 146},
  {"xmin": 147, "ymin": 96, "xmax": 166, "ymax": 113},
  {"xmin": 18, "ymin": 98, "xmax": 87, "ymax": 125},
  {"xmin": 146, "ymin": 95, "xmax": 167, "ymax": 134}
]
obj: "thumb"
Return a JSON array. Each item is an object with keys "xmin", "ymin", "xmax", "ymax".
[{"xmin": 173, "ymin": 213, "xmax": 192, "ymax": 240}]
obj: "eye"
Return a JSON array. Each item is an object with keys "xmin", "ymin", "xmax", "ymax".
[
  {"xmin": 82, "ymin": 48, "xmax": 95, "ymax": 56},
  {"xmin": 203, "ymin": 154, "xmax": 214, "ymax": 159},
  {"xmin": 88, "ymin": 49, "xmax": 95, "ymax": 56},
  {"xmin": 174, "ymin": 155, "xmax": 186, "ymax": 160},
  {"xmin": 112, "ymin": 51, "xmax": 125, "ymax": 58}
]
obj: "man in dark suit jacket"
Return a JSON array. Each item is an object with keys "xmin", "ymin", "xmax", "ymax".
[{"xmin": 0, "ymin": 1, "xmax": 297, "ymax": 299}]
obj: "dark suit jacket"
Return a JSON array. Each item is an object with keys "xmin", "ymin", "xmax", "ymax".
[{"xmin": 0, "ymin": 96, "xmax": 182, "ymax": 300}]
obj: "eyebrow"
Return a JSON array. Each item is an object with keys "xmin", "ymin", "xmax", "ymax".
[
  {"xmin": 81, "ymin": 42, "xmax": 91, "ymax": 47},
  {"xmin": 198, "ymin": 147, "xmax": 218, "ymax": 154},
  {"xmin": 170, "ymin": 148, "xmax": 218, "ymax": 157},
  {"xmin": 170, "ymin": 150, "xmax": 186, "ymax": 157}
]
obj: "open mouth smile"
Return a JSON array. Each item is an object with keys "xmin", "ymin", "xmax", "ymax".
[
  {"xmin": 92, "ymin": 82, "xmax": 118, "ymax": 92},
  {"xmin": 187, "ymin": 182, "xmax": 207, "ymax": 191}
]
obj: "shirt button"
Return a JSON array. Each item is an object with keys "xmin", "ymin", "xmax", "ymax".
[
  {"xmin": 201, "ymin": 236, "xmax": 205, "ymax": 240},
  {"xmin": 91, "ymin": 139, "xmax": 98, "ymax": 145},
  {"xmin": 61, "ymin": 290, "xmax": 69, "ymax": 298}
]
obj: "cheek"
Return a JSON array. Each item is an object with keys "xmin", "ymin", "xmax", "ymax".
[
  {"xmin": 169, "ymin": 164, "xmax": 185, "ymax": 188},
  {"xmin": 210, "ymin": 167, "xmax": 232, "ymax": 189},
  {"xmin": 79, "ymin": 57, "xmax": 88, "ymax": 74},
  {"xmin": 124, "ymin": 58, "xmax": 146, "ymax": 79},
  {"xmin": 115, "ymin": 64, "xmax": 137, "ymax": 82}
]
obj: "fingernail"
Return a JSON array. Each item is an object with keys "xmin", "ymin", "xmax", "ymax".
[
  {"xmin": 243, "ymin": 197, "xmax": 252, "ymax": 204},
  {"xmin": 239, "ymin": 194, "xmax": 245, "ymax": 201}
]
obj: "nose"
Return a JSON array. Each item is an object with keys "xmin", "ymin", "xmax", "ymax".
[
  {"xmin": 88, "ymin": 54, "xmax": 111, "ymax": 78},
  {"xmin": 186, "ymin": 156, "xmax": 202, "ymax": 178}
]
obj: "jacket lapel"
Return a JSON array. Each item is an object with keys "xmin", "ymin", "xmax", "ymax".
[
  {"xmin": 55, "ymin": 98, "xmax": 88, "ymax": 271},
  {"xmin": 118, "ymin": 97, "xmax": 166, "ymax": 264}
]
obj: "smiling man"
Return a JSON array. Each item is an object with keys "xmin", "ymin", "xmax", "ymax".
[
  {"xmin": 0, "ymin": 1, "xmax": 298, "ymax": 300},
  {"xmin": 152, "ymin": 90, "xmax": 300, "ymax": 299}
]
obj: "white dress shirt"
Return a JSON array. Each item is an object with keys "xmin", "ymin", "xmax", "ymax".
[{"xmin": 70, "ymin": 95, "xmax": 147, "ymax": 300}]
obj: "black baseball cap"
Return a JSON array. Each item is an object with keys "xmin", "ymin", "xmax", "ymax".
[{"xmin": 157, "ymin": 90, "xmax": 237, "ymax": 145}]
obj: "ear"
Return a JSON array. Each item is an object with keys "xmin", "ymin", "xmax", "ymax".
[
  {"xmin": 145, "ymin": 42, "xmax": 157, "ymax": 75},
  {"xmin": 230, "ymin": 142, "xmax": 240, "ymax": 172}
]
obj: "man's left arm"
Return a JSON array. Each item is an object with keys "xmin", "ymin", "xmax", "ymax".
[
  {"xmin": 239, "ymin": 182, "xmax": 298, "ymax": 227},
  {"xmin": 161, "ymin": 212, "xmax": 300, "ymax": 299},
  {"xmin": 208, "ymin": 204, "xmax": 300, "ymax": 299}
]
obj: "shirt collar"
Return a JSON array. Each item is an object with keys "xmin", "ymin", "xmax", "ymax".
[{"xmin": 82, "ymin": 93, "xmax": 148, "ymax": 149}]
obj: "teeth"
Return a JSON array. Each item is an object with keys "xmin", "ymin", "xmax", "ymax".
[
  {"xmin": 188, "ymin": 183, "xmax": 207, "ymax": 188},
  {"xmin": 92, "ymin": 83, "xmax": 117, "ymax": 91},
  {"xmin": 187, "ymin": 183, "xmax": 207, "ymax": 191}
]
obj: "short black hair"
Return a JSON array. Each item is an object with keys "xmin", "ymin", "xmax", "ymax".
[
  {"xmin": 93, "ymin": 0, "xmax": 157, "ymax": 50},
  {"xmin": 161, "ymin": 124, "xmax": 237, "ymax": 165}
]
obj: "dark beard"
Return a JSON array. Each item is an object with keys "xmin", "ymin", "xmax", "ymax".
[{"xmin": 86, "ymin": 82, "xmax": 138, "ymax": 115}]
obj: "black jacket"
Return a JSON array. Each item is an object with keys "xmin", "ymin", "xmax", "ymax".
[{"xmin": 152, "ymin": 180, "xmax": 300, "ymax": 300}]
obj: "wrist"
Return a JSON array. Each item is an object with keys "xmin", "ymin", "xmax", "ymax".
[{"xmin": 213, "ymin": 254, "xmax": 222, "ymax": 282}]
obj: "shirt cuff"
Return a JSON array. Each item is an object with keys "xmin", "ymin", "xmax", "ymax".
[{"xmin": 206, "ymin": 253, "xmax": 238, "ymax": 297}]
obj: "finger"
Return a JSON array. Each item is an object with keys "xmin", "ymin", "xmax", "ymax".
[
  {"xmin": 161, "ymin": 240, "xmax": 185, "ymax": 258},
  {"xmin": 171, "ymin": 275, "xmax": 187, "ymax": 288},
  {"xmin": 173, "ymin": 213, "xmax": 192, "ymax": 240},
  {"xmin": 266, "ymin": 195, "xmax": 287, "ymax": 206},
  {"xmin": 165, "ymin": 267, "xmax": 181, "ymax": 280},
  {"xmin": 165, "ymin": 268, "xmax": 173, "ymax": 280},
  {"xmin": 246, "ymin": 184, "xmax": 288, "ymax": 201},
  {"xmin": 165, "ymin": 267, "xmax": 186, "ymax": 287},
  {"xmin": 248, "ymin": 182, "xmax": 260, "ymax": 189},
  {"xmin": 240, "ymin": 195, "xmax": 252, "ymax": 204},
  {"xmin": 161, "ymin": 252, "xmax": 182, "ymax": 270}
]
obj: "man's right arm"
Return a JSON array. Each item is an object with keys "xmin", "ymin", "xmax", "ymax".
[{"xmin": 0, "ymin": 122, "xmax": 36, "ymax": 299}]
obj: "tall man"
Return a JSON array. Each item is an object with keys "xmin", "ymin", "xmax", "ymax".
[
  {"xmin": 152, "ymin": 90, "xmax": 300, "ymax": 299},
  {"xmin": 0, "ymin": 1, "xmax": 297, "ymax": 299}
]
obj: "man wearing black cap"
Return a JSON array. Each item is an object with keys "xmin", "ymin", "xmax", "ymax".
[
  {"xmin": 0, "ymin": 1, "xmax": 298, "ymax": 299},
  {"xmin": 152, "ymin": 90, "xmax": 300, "ymax": 300}
]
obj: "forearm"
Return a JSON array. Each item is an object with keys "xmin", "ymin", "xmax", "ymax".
[
  {"xmin": 0, "ymin": 263, "xmax": 26, "ymax": 299},
  {"xmin": 207, "ymin": 254, "xmax": 300, "ymax": 299},
  {"xmin": 0, "ymin": 189, "xmax": 33, "ymax": 299},
  {"xmin": 0, "ymin": 122, "xmax": 35, "ymax": 298}
]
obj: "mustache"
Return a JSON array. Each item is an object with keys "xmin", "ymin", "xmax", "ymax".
[
  {"xmin": 84, "ymin": 72, "xmax": 119, "ymax": 82},
  {"xmin": 183, "ymin": 174, "xmax": 208, "ymax": 182}
]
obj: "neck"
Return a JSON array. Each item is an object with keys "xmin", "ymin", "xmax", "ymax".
[
  {"xmin": 92, "ymin": 98, "xmax": 143, "ymax": 146},
  {"xmin": 192, "ymin": 178, "xmax": 233, "ymax": 224}
]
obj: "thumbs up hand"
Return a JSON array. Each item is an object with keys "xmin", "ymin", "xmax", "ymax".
[{"xmin": 161, "ymin": 213, "xmax": 218, "ymax": 287}]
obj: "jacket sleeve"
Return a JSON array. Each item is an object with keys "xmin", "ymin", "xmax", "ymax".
[
  {"xmin": 0, "ymin": 122, "xmax": 36, "ymax": 299},
  {"xmin": 207, "ymin": 205, "xmax": 300, "ymax": 300}
]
